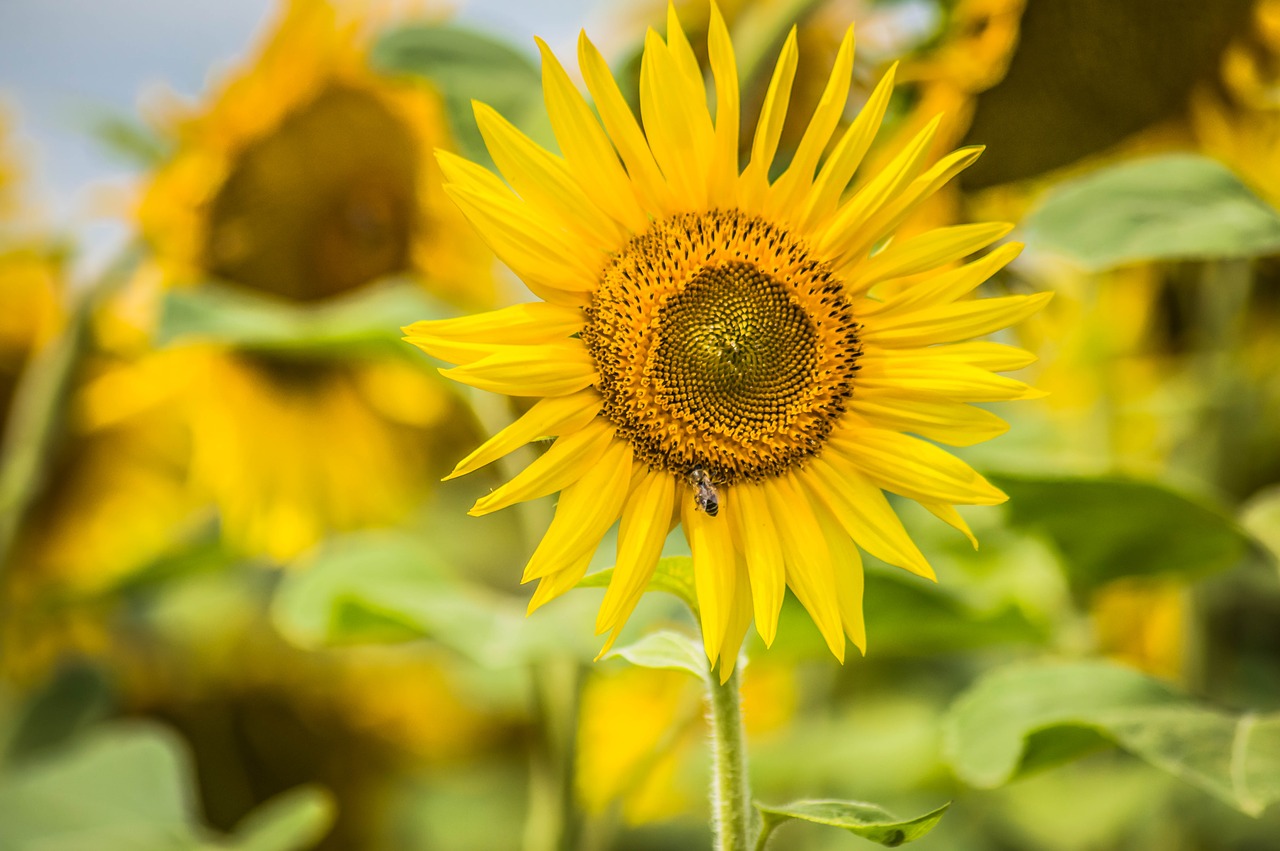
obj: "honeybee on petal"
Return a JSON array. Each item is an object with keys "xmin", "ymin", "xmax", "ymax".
[{"xmin": 689, "ymin": 467, "xmax": 720, "ymax": 517}]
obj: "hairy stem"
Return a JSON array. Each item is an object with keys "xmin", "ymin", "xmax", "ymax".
[{"xmin": 708, "ymin": 663, "xmax": 754, "ymax": 851}]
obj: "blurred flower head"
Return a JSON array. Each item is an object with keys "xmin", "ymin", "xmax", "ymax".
[
  {"xmin": 408, "ymin": 2, "xmax": 1046, "ymax": 677},
  {"xmin": 119, "ymin": 0, "xmax": 494, "ymax": 561},
  {"xmin": 138, "ymin": 0, "xmax": 490, "ymax": 307}
]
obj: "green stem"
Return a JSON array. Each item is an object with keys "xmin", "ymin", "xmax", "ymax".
[{"xmin": 707, "ymin": 664, "xmax": 754, "ymax": 851}]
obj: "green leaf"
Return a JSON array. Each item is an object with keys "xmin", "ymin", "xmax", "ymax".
[
  {"xmin": 271, "ymin": 530, "xmax": 606, "ymax": 665},
  {"xmin": 371, "ymin": 23, "xmax": 549, "ymax": 165},
  {"xmin": 605, "ymin": 630, "xmax": 707, "ymax": 678},
  {"xmin": 0, "ymin": 723, "xmax": 333, "ymax": 851},
  {"xmin": 862, "ymin": 567, "xmax": 1048, "ymax": 655},
  {"xmin": 156, "ymin": 279, "xmax": 453, "ymax": 355},
  {"xmin": 87, "ymin": 110, "xmax": 172, "ymax": 167},
  {"xmin": 992, "ymin": 473, "xmax": 1259, "ymax": 595},
  {"xmin": 578, "ymin": 555, "xmax": 699, "ymax": 616},
  {"xmin": 1241, "ymin": 485, "xmax": 1280, "ymax": 568},
  {"xmin": 755, "ymin": 799, "xmax": 949, "ymax": 848},
  {"xmin": 3, "ymin": 662, "xmax": 113, "ymax": 763},
  {"xmin": 229, "ymin": 786, "xmax": 335, "ymax": 851},
  {"xmin": 1021, "ymin": 154, "xmax": 1280, "ymax": 269},
  {"xmin": 943, "ymin": 660, "xmax": 1280, "ymax": 816}
]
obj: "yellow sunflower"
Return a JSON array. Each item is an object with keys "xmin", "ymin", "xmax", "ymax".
[
  {"xmin": 137, "ymin": 0, "xmax": 488, "ymax": 307},
  {"xmin": 406, "ymin": 2, "xmax": 1048, "ymax": 678},
  {"xmin": 128, "ymin": 0, "xmax": 493, "ymax": 560}
]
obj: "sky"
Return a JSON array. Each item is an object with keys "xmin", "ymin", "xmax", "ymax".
[{"xmin": 0, "ymin": 0, "xmax": 597, "ymax": 269}]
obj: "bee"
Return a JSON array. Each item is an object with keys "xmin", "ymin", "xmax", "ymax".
[{"xmin": 689, "ymin": 467, "xmax": 720, "ymax": 517}]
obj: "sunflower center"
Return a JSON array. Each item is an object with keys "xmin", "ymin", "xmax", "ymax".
[
  {"xmin": 583, "ymin": 210, "xmax": 861, "ymax": 484},
  {"xmin": 204, "ymin": 85, "xmax": 418, "ymax": 301}
]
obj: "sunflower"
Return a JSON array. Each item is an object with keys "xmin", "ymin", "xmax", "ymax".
[
  {"xmin": 137, "ymin": 0, "xmax": 489, "ymax": 308},
  {"xmin": 406, "ymin": 2, "xmax": 1048, "ymax": 677},
  {"xmin": 129, "ymin": 0, "xmax": 493, "ymax": 560}
]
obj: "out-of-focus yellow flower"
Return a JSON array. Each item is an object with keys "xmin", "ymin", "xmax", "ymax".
[
  {"xmin": 0, "ymin": 246, "xmax": 63, "ymax": 429},
  {"xmin": 1092, "ymin": 578, "xmax": 1188, "ymax": 682},
  {"xmin": 576, "ymin": 660, "xmax": 797, "ymax": 826},
  {"xmin": 122, "ymin": 0, "xmax": 494, "ymax": 560},
  {"xmin": 1193, "ymin": 0, "xmax": 1280, "ymax": 207},
  {"xmin": 138, "ymin": 0, "xmax": 489, "ymax": 308},
  {"xmin": 176, "ymin": 348, "xmax": 460, "ymax": 561}
]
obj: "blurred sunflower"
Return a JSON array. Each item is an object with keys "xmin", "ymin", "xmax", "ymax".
[
  {"xmin": 407, "ymin": 3, "xmax": 1047, "ymax": 677},
  {"xmin": 576, "ymin": 659, "xmax": 796, "ymax": 825},
  {"xmin": 132, "ymin": 0, "xmax": 493, "ymax": 560}
]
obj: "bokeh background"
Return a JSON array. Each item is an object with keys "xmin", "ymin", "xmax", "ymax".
[{"xmin": 1, "ymin": 1, "xmax": 1279, "ymax": 849}]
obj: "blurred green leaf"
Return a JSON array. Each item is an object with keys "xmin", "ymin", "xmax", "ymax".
[
  {"xmin": 578, "ymin": 555, "xmax": 699, "ymax": 616},
  {"xmin": 755, "ymin": 799, "xmax": 949, "ymax": 848},
  {"xmin": 156, "ymin": 279, "xmax": 454, "ymax": 355},
  {"xmin": 87, "ymin": 110, "xmax": 172, "ymax": 167},
  {"xmin": 271, "ymin": 530, "xmax": 605, "ymax": 665},
  {"xmin": 992, "ymin": 473, "xmax": 1259, "ymax": 595},
  {"xmin": 0, "ymin": 723, "xmax": 332, "ymax": 851},
  {"xmin": 230, "ymin": 786, "xmax": 335, "ymax": 851},
  {"xmin": 4, "ymin": 663, "xmax": 113, "ymax": 764},
  {"xmin": 1241, "ymin": 485, "xmax": 1280, "ymax": 568},
  {"xmin": 605, "ymin": 630, "xmax": 707, "ymax": 678},
  {"xmin": 944, "ymin": 660, "xmax": 1280, "ymax": 816},
  {"xmin": 863, "ymin": 566, "xmax": 1049, "ymax": 655},
  {"xmin": 1021, "ymin": 155, "xmax": 1280, "ymax": 269},
  {"xmin": 371, "ymin": 23, "xmax": 550, "ymax": 165}
]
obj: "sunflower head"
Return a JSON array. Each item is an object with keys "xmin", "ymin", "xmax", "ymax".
[
  {"xmin": 125, "ymin": 0, "xmax": 497, "ymax": 562},
  {"xmin": 406, "ymin": 1, "xmax": 1048, "ymax": 679},
  {"xmin": 138, "ymin": 0, "xmax": 491, "ymax": 308}
]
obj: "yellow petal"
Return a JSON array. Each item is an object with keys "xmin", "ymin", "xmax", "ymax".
[
  {"xmin": 849, "ymin": 394, "xmax": 1009, "ymax": 446},
  {"xmin": 763, "ymin": 474, "xmax": 845, "ymax": 662},
  {"xmin": 578, "ymin": 31, "xmax": 672, "ymax": 216},
  {"xmin": 864, "ymin": 291, "xmax": 1054, "ymax": 347},
  {"xmin": 522, "ymin": 438, "xmax": 633, "ymax": 581},
  {"xmin": 855, "ymin": 354, "xmax": 1044, "ymax": 402},
  {"xmin": 877, "ymin": 341, "xmax": 1039, "ymax": 372},
  {"xmin": 831, "ymin": 427, "xmax": 1007, "ymax": 506},
  {"xmin": 444, "ymin": 180, "xmax": 601, "ymax": 292},
  {"xmin": 684, "ymin": 493, "xmax": 738, "ymax": 665},
  {"xmin": 405, "ymin": 304, "xmax": 582, "ymax": 363},
  {"xmin": 441, "ymin": 341, "xmax": 597, "ymax": 397},
  {"xmin": 767, "ymin": 25, "xmax": 855, "ymax": 220},
  {"xmin": 799, "ymin": 62, "xmax": 896, "ymax": 231},
  {"xmin": 819, "ymin": 114, "xmax": 942, "ymax": 265},
  {"xmin": 848, "ymin": 145, "xmax": 986, "ymax": 262},
  {"xmin": 805, "ymin": 456, "xmax": 934, "ymax": 580},
  {"xmin": 527, "ymin": 547, "xmax": 597, "ymax": 614},
  {"xmin": 740, "ymin": 27, "xmax": 798, "ymax": 212},
  {"xmin": 664, "ymin": 1, "xmax": 702, "ymax": 88},
  {"xmin": 447, "ymin": 389, "xmax": 602, "ymax": 480},
  {"xmin": 470, "ymin": 418, "xmax": 615, "ymax": 515},
  {"xmin": 597, "ymin": 468, "xmax": 677, "ymax": 633},
  {"xmin": 852, "ymin": 222, "xmax": 1014, "ymax": 290},
  {"xmin": 474, "ymin": 102, "xmax": 624, "ymax": 251},
  {"xmin": 640, "ymin": 28, "xmax": 713, "ymax": 209},
  {"xmin": 404, "ymin": 302, "xmax": 582, "ymax": 346},
  {"xmin": 813, "ymin": 501, "xmax": 867, "ymax": 654},
  {"xmin": 725, "ymin": 480, "xmax": 785, "ymax": 646},
  {"xmin": 866, "ymin": 242, "xmax": 1023, "ymax": 318},
  {"xmin": 716, "ymin": 559, "xmax": 754, "ymax": 684},
  {"xmin": 537, "ymin": 37, "xmax": 649, "ymax": 233},
  {"xmin": 922, "ymin": 500, "xmax": 979, "ymax": 549},
  {"xmin": 706, "ymin": 1, "xmax": 740, "ymax": 208}
]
